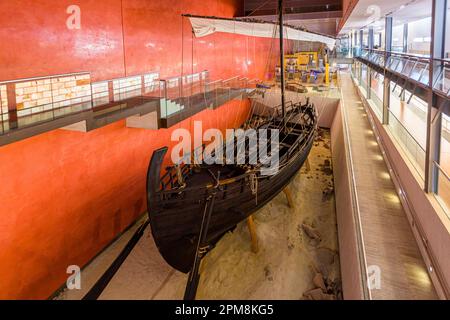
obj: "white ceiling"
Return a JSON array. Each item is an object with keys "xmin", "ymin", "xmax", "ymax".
[{"xmin": 339, "ymin": 0, "xmax": 436, "ymax": 35}]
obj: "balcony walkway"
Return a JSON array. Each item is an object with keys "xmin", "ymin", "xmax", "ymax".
[{"xmin": 340, "ymin": 71, "xmax": 437, "ymax": 299}]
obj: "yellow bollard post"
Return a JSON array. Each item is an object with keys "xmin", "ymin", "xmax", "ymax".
[{"xmin": 325, "ymin": 63, "xmax": 330, "ymax": 86}]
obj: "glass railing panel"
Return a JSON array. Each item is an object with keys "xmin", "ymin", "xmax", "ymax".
[
  {"xmin": 0, "ymin": 113, "xmax": 5, "ymax": 135},
  {"xmin": 0, "ymin": 86, "xmax": 7, "ymax": 134},
  {"xmin": 387, "ymin": 110, "xmax": 426, "ymax": 178},
  {"xmin": 143, "ymin": 73, "xmax": 161, "ymax": 99},
  {"xmin": 445, "ymin": 67, "xmax": 450, "ymax": 96},
  {"xmin": 393, "ymin": 59, "xmax": 406, "ymax": 73},
  {"xmin": 159, "ymin": 80, "xmax": 168, "ymax": 118},
  {"xmin": 373, "ymin": 53, "xmax": 382, "ymax": 65},
  {"xmin": 372, "ymin": 53, "xmax": 383, "ymax": 66},
  {"xmin": 401, "ymin": 60, "xmax": 417, "ymax": 76},
  {"xmin": 91, "ymin": 81, "xmax": 110, "ymax": 107},
  {"xmin": 142, "ymin": 81, "xmax": 161, "ymax": 98},
  {"xmin": 113, "ymin": 76, "xmax": 142, "ymax": 101},
  {"xmin": 360, "ymin": 65, "xmax": 368, "ymax": 97},
  {"xmin": 385, "ymin": 56, "xmax": 393, "ymax": 68},
  {"xmin": 370, "ymin": 87, "xmax": 383, "ymax": 121},
  {"xmin": 410, "ymin": 62, "xmax": 429, "ymax": 82},
  {"xmin": 165, "ymin": 77, "xmax": 183, "ymax": 116},
  {"xmin": 393, "ymin": 59, "xmax": 404, "ymax": 72},
  {"xmin": 432, "ymin": 65, "xmax": 450, "ymax": 95},
  {"xmin": 435, "ymin": 162, "xmax": 450, "ymax": 218},
  {"xmin": 0, "ymin": 73, "xmax": 94, "ymax": 132},
  {"xmin": 419, "ymin": 69, "xmax": 430, "ymax": 86},
  {"xmin": 386, "ymin": 57, "xmax": 399, "ymax": 69}
]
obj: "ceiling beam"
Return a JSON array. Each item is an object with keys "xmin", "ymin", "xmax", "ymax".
[
  {"xmin": 244, "ymin": 0, "xmax": 342, "ymax": 16},
  {"xmin": 242, "ymin": 10, "xmax": 343, "ymax": 21}
]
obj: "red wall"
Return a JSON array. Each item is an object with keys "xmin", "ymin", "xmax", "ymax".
[
  {"xmin": 0, "ymin": 99, "xmax": 251, "ymax": 299},
  {"xmin": 0, "ymin": 0, "xmax": 278, "ymax": 299},
  {"xmin": 0, "ymin": 0, "xmax": 280, "ymax": 82}
]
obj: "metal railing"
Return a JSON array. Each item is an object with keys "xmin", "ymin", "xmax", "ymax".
[
  {"xmin": 337, "ymin": 70, "xmax": 371, "ymax": 300},
  {"xmin": 159, "ymin": 72, "xmax": 261, "ymax": 120},
  {"xmin": 387, "ymin": 110, "xmax": 426, "ymax": 178},
  {"xmin": 434, "ymin": 161, "xmax": 450, "ymax": 217},
  {"xmin": 0, "ymin": 71, "xmax": 164, "ymax": 134},
  {"xmin": 369, "ymin": 87, "xmax": 383, "ymax": 120},
  {"xmin": 0, "ymin": 72, "xmax": 92, "ymax": 134},
  {"xmin": 358, "ymin": 48, "xmax": 450, "ymax": 99},
  {"xmin": 354, "ymin": 49, "xmax": 450, "ymax": 218}
]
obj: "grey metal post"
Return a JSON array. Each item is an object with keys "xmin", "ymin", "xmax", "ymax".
[
  {"xmin": 400, "ymin": 23, "xmax": 409, "ymax": 101},
  {"xmin": 350, "ymin": 32, "xmax": 353, "ymax": 50},
  {"xmin": 367, "ymin": 27, "xmax": 374, "ymax": 98},
  {"xmin": 368, "ymin": 27, "xmax": 374, "ymax": 50},
  {"xmin": 425, "ymin": 0, "xmax": 447, "ymax": 193},
  {"xmin": 382, "ymin": 17, "xmax": 393, "ymax": 125},
  {"xmin": 402, "ymin": 23, "xmax": 408, "ymax": 53},
  {"xmin": 360, "ymin": 29, "xmax": 363, "ymax": 48},
  {"xmin": 359, "ymin": 30, "xmax": 363, "ymax": 85}
]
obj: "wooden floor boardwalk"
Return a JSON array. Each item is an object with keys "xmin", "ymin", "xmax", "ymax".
[{"xmin": 340, "ymin": 72, "xmax": 438, "ymax": 299}]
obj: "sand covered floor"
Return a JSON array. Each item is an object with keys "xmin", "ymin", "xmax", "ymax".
[{"xmin": 57, "ymin": 128, "xmax": 340, "ymax": 300}]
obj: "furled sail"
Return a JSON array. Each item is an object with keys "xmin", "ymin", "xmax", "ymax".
[{"xmin": 188, "ymin": 16, "xmax": 336, "ymax": 50}]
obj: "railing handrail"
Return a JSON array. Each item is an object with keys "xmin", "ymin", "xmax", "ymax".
[
  {"xmin": 358, "ymin": 49, "xmax": 450, "ymax": 100},
  {"xmin": 434, "ymin": 161, "xmax": 450, "ymax": 182},
  {"xmin": 387, "ymin": 108, "xmax": 426, "ymax": 152},
  {"xmin": 206, "ymin": 79, "xmax": 223, "ymax": 86},
  {"xmin": 338, "ymin": 70, "xmax": 372, "ymax": 300},
  {"xmin": 222, "ymin": 76, "xmax": 240, "ymax": 82},
  {"xmin": 161, "ymin": 70, "xmax": 209, "ymax": 82},
  {"xmin": 361, "ymin": 48, "xmax": 450, "ymax": 64},
  {"xmin": 0, "ymin": 71, "xmax": 91, "ymax": 85}
]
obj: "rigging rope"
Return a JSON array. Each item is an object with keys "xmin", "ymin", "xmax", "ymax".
[{"xmin": 245, "ymin": 0, "xmax": 273, "ymax": 17}]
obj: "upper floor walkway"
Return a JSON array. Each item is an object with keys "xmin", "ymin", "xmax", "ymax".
[{"xmin": 0, "ymin": 71, "xmax": 260, "ymax": 146}]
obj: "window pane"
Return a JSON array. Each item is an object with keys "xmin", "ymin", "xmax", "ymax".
[
  {"xmin": 392, "ymin": 25, "xmax": 404, "ymax": 52},
  {"xmin": 437, "ymin": 113, "xmax": 450, "ymax": 215},
  {"xmin": 408, "ymin": 17, "xmax": 432, "ymax": 56},
  {"xmin": 446, "ymin": 2, "xmax": 450, "ymax": 58}
]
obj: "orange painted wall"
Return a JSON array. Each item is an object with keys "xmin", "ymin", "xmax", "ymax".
[
  {"xmin": 0, "ymin": 0, "xmax": 281, "ymax": 299},
  {"xmin": 0, "ymin": 98, "xmax": 251, "ymax": 299},
  {"xmin": 0, "ymin": 0, "xmax": 280, "ymax": 82}
]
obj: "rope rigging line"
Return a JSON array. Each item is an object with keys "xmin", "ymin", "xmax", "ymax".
[
  {"xmin": 174, "ymin": 2, "xmax": 333, "ymax": 176},
  {"xmin": 245, "ymin": 0, "xmax": 273, "ymax": 17}
]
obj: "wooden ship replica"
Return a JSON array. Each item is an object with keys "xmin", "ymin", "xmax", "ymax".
[
  {"xmin": 82, "ymin": 0, "xmax": 336, "ymax": 301},
  {"xmin": 146, "ymin": 0, "xmax": 318, "ymax": 299}
]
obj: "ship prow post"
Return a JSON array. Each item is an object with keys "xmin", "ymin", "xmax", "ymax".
[{"xmin": 146, "ymin": 147, "xmax": 168, "ymax": 206}]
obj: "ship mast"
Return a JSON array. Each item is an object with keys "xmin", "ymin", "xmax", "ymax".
[{"xmin": 278, "ymin": 0, "xmax": 286, "ymax": 129}]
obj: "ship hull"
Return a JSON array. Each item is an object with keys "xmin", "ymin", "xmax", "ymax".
[{"xmin": 146, "ymin": 103, "xmax": 316, "ymax": 273}]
